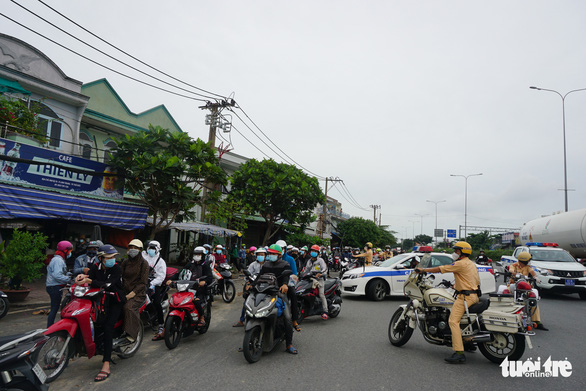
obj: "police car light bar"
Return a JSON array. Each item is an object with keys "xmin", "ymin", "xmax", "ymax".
[{"xmin": 525, "ymin": 242, "xmax": 559, "ymax": 247}]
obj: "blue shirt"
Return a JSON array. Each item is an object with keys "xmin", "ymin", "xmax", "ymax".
[
  {"xmin": 46, "ymin": 255, "xmax": 71, "ymax": 287},
  {"xmin": 282, "ymin": 253, "xmax": 297, "ymax": 276}
]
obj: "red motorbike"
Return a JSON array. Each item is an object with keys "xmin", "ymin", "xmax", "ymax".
[
  {"xmin": 36, "ymin": 284, "xmax": 145, "ymax": 383},
  {"xmin": 163, "ymin": 279, "xmax": 214, "ymax": 349}
]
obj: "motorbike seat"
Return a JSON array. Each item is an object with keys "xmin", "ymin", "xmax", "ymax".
[{"xmin": 467, "ymin": 297, "xmax": 490, "ymax": 313}]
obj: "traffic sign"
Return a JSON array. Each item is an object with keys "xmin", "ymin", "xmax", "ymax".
[
  {"xmin": 434, "ymin": 229, "xmax": 444, "ymax": 237},
  {"xmin": 447, "ymin": 229, "xmax": 457, "ymax": 238}
]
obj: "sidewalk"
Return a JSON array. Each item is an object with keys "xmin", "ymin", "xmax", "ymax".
[{"xmin": 5, "ymin": 277, "xmax": 51, "ymax": 310}]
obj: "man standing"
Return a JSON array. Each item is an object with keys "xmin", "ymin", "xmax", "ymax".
[
  {"xmin": 354, "ymin": 242, "xmax": 374, "ymax": 267},
  {"xmin": 416, "ymin": 241, "xmax": 480, "ymax": 364}
]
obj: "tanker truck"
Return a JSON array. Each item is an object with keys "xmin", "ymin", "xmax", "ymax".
[{"xmin": 519, "ymin": 208, "xmax": 586, "ymax": 258}]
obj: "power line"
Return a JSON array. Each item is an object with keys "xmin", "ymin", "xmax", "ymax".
[
  {"xmin": 35, "ymin": 0, "xmax": 227, "ymax": 100},
  {"xmin": 339, "ymin": 181, "xmax": 369, "ymax": 211},
  {"xmin": 0, "ymin": 13, "xmax": 209, "ymax": 102}
]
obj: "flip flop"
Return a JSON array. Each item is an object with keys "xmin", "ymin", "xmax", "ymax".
[
  {"xmin": 286, "ymin": 346, "xmax": 298, "ymax": 355},
  {"xmin": 232, "ymin": 321, "xmax": 244, "ymax": 327},
  {"xmin": 152, "ymin": 333, "xmax": 164, "ymax": 341},
  {"xmin": 94, "ymin": 370, "xmax": 110, "ymax": 382},
  {"xmin": 293, "ymin": 323, "xmax": 301, "ymax": 332}
]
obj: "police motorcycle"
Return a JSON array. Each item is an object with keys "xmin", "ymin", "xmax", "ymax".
[
  {"xmin": 497, "ymin": 270, "xmax": 540, "ymax": 330},
  {"xmin": 242, "ymin": 270, "xmax": 291, "ymax": 363},
  {"xmin": 0, "ymin": 289, "xmax": 8, "ymax": 319},
  {"xmin": 295, "ymin": 268, "xmax": 342, "ymax": 323},
  {"xmin": 388, "ymin": 270, "xmax": 533, "ymax": 363},
  {"xmin": 0, "ymin": 329, "xmax": 49, "ymax": 390}
]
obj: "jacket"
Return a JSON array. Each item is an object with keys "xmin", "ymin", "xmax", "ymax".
[
  {"xmin": 88, "ymin": 262, "xmax": 125, "ymax": 303},
  {"xmin": 120, "ymin": 255, "xmax": 149, "ymax": 297},
  {"xmin": 259, "ymin": 259, "xmax": 292, "ymax": 286},
  {"xmin": 142, "ymin": 250, "xmax": 167, "ymax": 287},
  {"xmin": 172, "ymin": 260, "xmax": 213, "ymax": 285},
  {"xmin": 46, "ymin": 255, "xmax": 71, "ymax": 287}
]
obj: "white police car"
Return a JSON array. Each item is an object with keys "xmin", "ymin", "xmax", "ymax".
[
  {"xmin": 341, "ymin": 251, "xmax": 496, "ymax": 301},
  {"xmin": 500, "ymin": 242, "xmax": 586, "ymax": 300}
]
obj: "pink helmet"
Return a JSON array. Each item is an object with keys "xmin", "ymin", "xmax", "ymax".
[
  {"xmin": 57, "ymin": 240, "xmax": 73, "ymax": 252},
  {"xmin": 249, "ymin": 246, "xmax": 257, "ymax": 252}
]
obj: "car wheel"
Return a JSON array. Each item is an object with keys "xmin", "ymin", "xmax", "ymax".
[{"xmin": 366, "ymin": 279, "xmax": 387, "ymax": 301}]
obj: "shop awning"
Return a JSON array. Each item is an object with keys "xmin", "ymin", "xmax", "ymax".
[
  {"xmin": 0, "ymin": 183, "xmax": 148, "ymax": 230},
  {"xmin": 146, "ymin": 218, "xmax": 240, "ymax": 237},
  {"xmin": 0, "ymin": 76, "xmax": 31, "ymax": 95}
]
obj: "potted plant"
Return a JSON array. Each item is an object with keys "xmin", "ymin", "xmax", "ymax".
[{"xmin": 0, "ymin": 229, "xmax": 48, "ymax": 302}]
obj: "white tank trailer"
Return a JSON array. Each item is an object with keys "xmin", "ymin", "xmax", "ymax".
[{"xmin": 519, "ymin": 208, "xmax": 586, "ymax": 257}]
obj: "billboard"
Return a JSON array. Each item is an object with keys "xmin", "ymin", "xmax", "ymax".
[{"xmin": 0, "ymin": 137, "xmax": 123, "ymax": 199}]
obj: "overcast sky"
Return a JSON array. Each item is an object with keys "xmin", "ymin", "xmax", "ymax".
[{"xmin": 3, "ymin": 0, "xmax": 586, "ymax": 241}]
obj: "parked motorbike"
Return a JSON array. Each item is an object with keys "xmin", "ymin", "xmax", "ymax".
[
  {"xmin": 295, "ymin": 270, "xmax": 342, "ymax": 323},
  {"xmin": 37, "ymin": 283, "xmax": 145, "ymax": 383},
  {"xmin": 0, "ymin": 329, "xmax": 49, "ymax": 391},
  {"xmin": 163, "ymin": 279, "xmax": 214, "ymax": 349},
  {"xmin": 0, "ymin": 290, "xmax": 9, "ymax": 320},
  {"xmin": 141, "ymin": 267, "xmax": 177, "ymax": 331},
  {"xmin": 242, "ymin": 270, "xmax": 290, "ymax": 363},
  {"xmin": 388, "ymin": 271, "xmax": 532, "ymax": 363},
  {"xmin": 211, "ymin": 263, "xmax": 236, "ymax": 303}
]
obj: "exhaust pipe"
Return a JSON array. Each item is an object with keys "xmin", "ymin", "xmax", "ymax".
[{"xmin": 469, "ymin": 334, "xmax": 493, "ymax": 343}]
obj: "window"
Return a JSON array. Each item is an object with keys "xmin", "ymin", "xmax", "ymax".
[
  {"xmin": 36, "ymin": 103, "xmax": 63, "ymax": 149},
  {"xmin": 103, "ymin": 139, "xmax": 116, "ymax": 164},
  {"xmin": 79, "ymin": 132, "xmax": 92, "ymax": 159}
]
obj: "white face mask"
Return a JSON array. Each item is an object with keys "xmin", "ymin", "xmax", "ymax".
[
  {"xmin": 193, "ymin": 255, "xmax": 202, "ymax": 262},
  {"xmin": 451, "ymin": 253, "xmax": 460, "ymax": 261},
  {"xmin": 128, "ymin": 249, "xmax": 140, "ymax": 258}
]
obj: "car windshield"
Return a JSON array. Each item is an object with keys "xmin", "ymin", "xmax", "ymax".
[
  {"xmin": 529, "ymin": 249, "xmax": 576, "ymax": 262},
  {"xmin": 419, "ymin": 254, "xmax": 454, "ymax": 268},
  {"xmin": 379, "ymin": 253, "xmax": 410, "ymax": 267}
]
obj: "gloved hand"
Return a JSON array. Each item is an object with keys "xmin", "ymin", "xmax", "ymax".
[{"xmin": 126, "ymin": 291, "xmax": 136, "ymax": 300}]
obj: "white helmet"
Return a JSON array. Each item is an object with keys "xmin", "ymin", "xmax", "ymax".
[
  {"xmin": 147, "ymin": 240, "xmax": 161, "ymax": 252},
  {"xmin": 276, "ymin": 240, "xmax": 287, "ymax": 254}
]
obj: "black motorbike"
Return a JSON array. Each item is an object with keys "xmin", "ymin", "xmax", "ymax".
[
  {"xmin": 0, "ymin": 290, "xmax": 9, "ymax": 320},
  {"xmin": 242, "ymin": 270, "xmax": 291, "ymax": 363},
  {"xmin": 295, "ymin": 270, "xmax": 342, "ymax": 322},
  {"xmin": 0, "ymin": 329, "xmax": 49, "ymax": 390},
  {"xmin": 211, "ymin": 263, "xmax": 236, "ymax": 303}
]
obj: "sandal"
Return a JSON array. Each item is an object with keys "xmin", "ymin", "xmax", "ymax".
[
  {"xmin": 285, "ymin": 345, "xmax": 298, "ymax": 355},
  {"xmin": 292, "ymin": 322, "xmax": 301, "ymax": 332},
  {"xmin": 152, "ymin": 333, "xmax": 164, "ymax": 341},
  {"xmin": 232, "ymin": 321, "xmax": 244, "ymax": 327},
  {"xmin": 197, "ymin": 319, "xmax": 206, "ymax": 327},
  {"xmin": 94, "ymin": 370, "xmax": 110, "ymax": 382}
]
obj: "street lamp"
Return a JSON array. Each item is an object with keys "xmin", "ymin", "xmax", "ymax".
[
  {"xmin": 530, "ymin": 86, "xmax": 586, "ymax": 212},
  {"xmin": 450, "ymin": 173, "xmax": 483, "ymax": 239},
  {"xmin": 408, "ymin": 220, "xmax": 416, "ymax": 239},
  {"xmin": 427, "ymin": 200, "xmax": 446, "ymax": 245}
]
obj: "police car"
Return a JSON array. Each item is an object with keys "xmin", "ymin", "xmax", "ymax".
[
  {"xmin": 341, "ymin": 251, "xmax": 496, "ymax": 301},
  {"xmin": 500, "ymin": 242, "xmax": 586, "ymax": 300}
]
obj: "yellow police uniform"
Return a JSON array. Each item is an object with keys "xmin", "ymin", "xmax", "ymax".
[
  {"xmin": 355, "ymin": 249, "xmax": 373, "ymax": 266},
  {"xmin": 439, "ymin": 257, "xmax": 480, "ymax": 352},
  {"xmin": 508, "ymin": 262, "xmax": 541, "ymax": 322}
]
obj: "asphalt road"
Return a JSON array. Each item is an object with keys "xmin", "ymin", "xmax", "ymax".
[{"xmin": 2, "ymin": 281, "xmax": 585, "ymax": 391}]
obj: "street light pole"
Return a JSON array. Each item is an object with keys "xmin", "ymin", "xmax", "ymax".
[
  {"xmin": 427, "ymin": 200, "xmax": 446, "ymax": 245},
  {"xmin": 414, "ymin": 213, "xmax": 429, "ymax": 236},
  {"xmin": 530, "ymin": 86, "xmax": 586, "ymax": 212},
  {"xmin": 450, "ymin": 173, "xmax": 482, "ymax": 239}
]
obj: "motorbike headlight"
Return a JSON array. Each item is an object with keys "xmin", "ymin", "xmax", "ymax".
[
  {"xmin": 73, "ymin": 286, "xmax": 89, "ymax": 297},
  {"xmin": 246, "ymin": 310, "xmax": 254, "ymax": 317},
  {"xmin": 180, "ymin": 296, "xmax": 192, "ymax": 305},
  {"xmin": 256, "ymin": 309, "xmax": 271, "ymax": 318}
]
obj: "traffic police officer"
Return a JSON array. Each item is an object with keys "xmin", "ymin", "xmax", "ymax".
[
  {"xmin": 508, "ymin": 252, "xmax": 548, "ymax": 330},
  {"xmin": 416, "ymin": 241, "xmax": 480, "ymax": 364}
]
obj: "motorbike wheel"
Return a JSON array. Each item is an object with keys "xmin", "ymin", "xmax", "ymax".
[
  {"xmin": 366, "ymin": 279, "xmax": 388, "ymax": 301},
  {"xmin": 164, "ymin": 315, "xmax": 183, "ymax": 349},
  {"xmin": 388, "ymin": 307, "xmax": 414, "ymax": 347},
  {"xmin": 36, "ymin": 330, "xmax": 71, "ymax": 383},
  {"xmin": 3, "ymin": 376, "xmax": 40, "ymax": 391},
  {"xmin": 0, "ymin": 296, "xmax": 9, "ymax": 319},
  {"xmin": 222, "ymin": 280, "xmax": 236, "ymax": 303},
  {"xmin": 478, "ymin": 332, "xmax": 526, "ymax": 364},
  {"xmin": 243, "ymin": 326, "xmax": 263, "ymax": 363},
  {"xmin": 198, "ymin": 303, "xmax": 212, "ymax": 334},
  {"xmin": 329, "ymin": 296, "xmax": 342, "ymax": 318},
  {"xmin": 117, "ymin": 321, "xmax": 144, "ymax": 359}
]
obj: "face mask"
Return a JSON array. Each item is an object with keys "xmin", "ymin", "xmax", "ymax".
[
  {"xmin": 364, "ymin": 247, "xmax": 368, "ymax": 251},
  {"xmin": 451, "ymin": 253, "xmax": 460, "ymax": 261},
  {"xmin": 256, "ymin": 255, "xmax": 265, "ymax": 262},
  {"xmin": 216, "ymin": 250, "xmax": 222, "ymax": 255},
  {"xmin": 310, "ymin": 251, "xmax": 318, "ymax": 258},
  {"xmin": 86, "ymin": 250, "xmax": 97, "ymax": 258},
  {"xmin": 193, "ymin": 255, "xmax": 202, "ymax": 262},
  {"xmin": 267, "ymin": 254, "xmax": 278, "ymax": 262},
  {"xmin": 128, "ymin": 249, "xmax": 139, "ymax": 258},
  {"xmin": 300, "ymin": 251, "xmax": 305, "ymax": 255},
  {"xmin": 519, "ymin": 261, "xmax": 529, "ymax": 265},
  {"xmin": 66, "ymin": 252, "xmax": 72, "ymax": 259},
  {"xmin": 147, "ymin": 249, "xmax": 156, "ymax": 257},
  {"xmin": 104, "ymin": 258, "xmax": 116, "ymax": 268}
]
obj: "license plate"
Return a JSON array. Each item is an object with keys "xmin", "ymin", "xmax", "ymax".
[
  {"xmin": 565, "ymin": 279, "xmax": 575, "ymax": 286},
  {"xmin": 32, "ymin": 363, "xmax": 47, "ymax": 384}
]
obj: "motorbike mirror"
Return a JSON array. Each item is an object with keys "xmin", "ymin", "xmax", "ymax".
[
  {"xmin": 427, "ymin": 274, "xmax": 436, "ymax": 281},
  {"xmin": 104, "ymin": 283, "xmax": 111, "ymax": 288}
]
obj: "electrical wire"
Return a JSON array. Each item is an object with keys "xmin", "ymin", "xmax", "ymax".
[
  {"xmin": 339, "ymin": 181, "xmax": 369, "ymax": 211},
  {"xmin": 35, "ymin": 0, "xmax": 227, "ymax": 100},
  {"xmin": 0, "ymin": 13, "xmax": 209, "ymax": 102}
]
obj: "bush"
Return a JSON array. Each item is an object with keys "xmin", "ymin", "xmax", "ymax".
[{"xmin": 0, "ymin": 229, "xmax": 48, "ymax": 289}]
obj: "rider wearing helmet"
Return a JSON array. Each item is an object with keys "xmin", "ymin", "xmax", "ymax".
[
  {"xmin": 276, "ymin": 240, "xmax": 300, "ymax": 331},
  {"xmin": 46, "ymin": 240, "xmax": 74, "ymax": 327},
  {"xmin": 509, "ymin": 252, "xmax": 548, "ymax": 331},
  {"xmin": 354, "ymin": 242, "xmax": 374, "ymax": 267},
  {"xmin": 416, "ymin": 241, "xmax": 480, "ymax": 364},
  {"xmin": 258, "ymin": 244, "xmax": 297, "ymax": 354},
  {"xmin": 73, "ymin": 240, "xmax": 104, "ymax": 276},
  {"xmin": 143, "ymin": 240, "xmax": 168, "ymax": 340},
  {"xmin": 168, "ymin": 246, "xmax": 213, "ymax": 327},
  {"xmin": 213, "ymin": 244, "xmax": 227, "ymax": 265},
  {"xmin": 76, "ymin": 244, "xmax": 123, "ymax": 381},
  {"xmin": 302, "ymin": 244, "xmax": 329, "ymax": 320},
  {"xmin": 120, "ymin": 239, "xmax": 149, "ymax": 343},
  {"xmin": 233, "ymin": 247, "xmax": 267, "ymax": 328}
]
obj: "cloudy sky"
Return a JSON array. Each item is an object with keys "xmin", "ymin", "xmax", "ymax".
[{"xmin": 3, "ymin": 0, "xmax": 586, "ymax": 241}]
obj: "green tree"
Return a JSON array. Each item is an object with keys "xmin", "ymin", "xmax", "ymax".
[
  {"xmin": 109, "ymin": 125, "xmax": 226, "ymax": 238},
  {"xmin": 414, "ymin": 234, "xmax": 433, "ymax": 246},
  {"xmin": 466, "ymin": 231, "xmax": 493, "ymax": 251},
  {"xmin": 336, "ymin": 217, "xmax": 397, "ymax": 248},
  {"xmin": 0, "ymin": 96, "xmax": 47, "ymax": 143},
  {"xmin": 228, "ymin": 159, "xmax": 324, "ymax": 245},
  {"xmin": 0, "ymin": 229, "xmax": 48, "ymax": 289},
  {"xmin": 204, "ymin": 198, "xmax": 248, "ymax": 233}
]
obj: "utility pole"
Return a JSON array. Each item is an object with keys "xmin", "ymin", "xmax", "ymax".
[
  {"xmin": 199, "ymin": 99, "xmax": 235, "ymax": 220},
  {"xmin": 321, "ymin": 177, "xmax": 343, "ymax": 238},
  {"xmin": 370, "ymin": 205, "xmax": 381, "ymax": 224}
]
